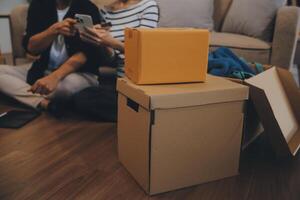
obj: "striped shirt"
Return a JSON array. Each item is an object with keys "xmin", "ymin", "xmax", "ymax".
[{"xmin": 100, "ymin": 0, "xmax": 159, "ymax": 76}]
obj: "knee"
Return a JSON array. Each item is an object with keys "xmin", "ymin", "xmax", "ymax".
[
  {"xmin": 52, "ymin": 74, "xmax": 85, "ymax": 99},
  {"xmin": 52, "ymin": 83, "xmax": 74, "ymax": 99}
]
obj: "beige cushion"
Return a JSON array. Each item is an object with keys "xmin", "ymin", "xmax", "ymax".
[
  {"xmin": 221, "ymin": 0, "xmax": 286, "ymax": 41},
  {"xmin": 156, "ymin": 0, "xmax": 214, "ymax": 30},
  {"xmin": 210, "ymin": 32, "xmax": 271, "ymax": 50},
  {"xmin": 10, "ymin": 5, "xmax": 29, "ymax": 59}
]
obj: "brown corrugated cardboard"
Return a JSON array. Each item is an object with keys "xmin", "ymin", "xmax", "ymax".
[
  {"xmin": 124, "ymin": 28, "xmax": 209, "ymax": 85},
  {"xmin": 117, "ymin": 75, "xmax": 249, "ymax": 195},
  {"xmin": 245, "ymin": 67, "xmax": 300, "ymax": 157}
]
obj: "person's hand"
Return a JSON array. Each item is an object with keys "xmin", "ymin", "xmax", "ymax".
[
  {"xmin": 80, "ymin": 24, "xmax": 117, "ymax": 47},
  {"xmin": 28, "ymin": 74, "xmax": 60, "ymax": 95},
  {"xmin": 50, "ymin": 18, "xmax": 77, "ymax": 37}
]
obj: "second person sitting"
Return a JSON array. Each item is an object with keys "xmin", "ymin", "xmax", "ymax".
[{"xmin": 80, "ymin": 0, "xmax": 160, "ymax": 79}]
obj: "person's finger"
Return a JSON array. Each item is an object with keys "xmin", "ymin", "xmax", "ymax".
[
  {"xmin": 61, "ymin": 27, "xmax": 71, "ymax": 33},
  {"xmin": 102, "ymin": 26, "xmax": 111, "ymax": 31},
  {"xmin": 62, "ymin": 21, "xmax": 76, "ymax": 30},
  {"xmin": 80, "ymin": 34, "xmax": 98, "ymax": 44},
  {"xmin": 30, "ymin": 82, "xmax": 39, "ymax": 94},
  {"xmin": 62, "ymin": 22, "xmax": 72, "ymax": 29},
  {"xmin": 65, "ymin": 18, "xmax": 77, "ymax": 25},
  {"xmin": 84, "ymin": 27, "xmax": 101, "ymax": 38},
  {"xmin": 81, "ymin": 31, "xmax": 102, "ymax": 43},
  {"xmin": 94, "ymin": 24, "xmax": 102, "ymax": 29},
  {"xmin": 81, "ymin": 31, "xmax": 93, "ymax": 38},
  {"xmin": 98, "ymin": 30, "xmax": 108, "ymax": 37},
  {"xmin": 60, "ymin": 28, "xmax": 73, "ymax": 36},
  {"xmin": 62, "ymin": 25, "xmax": 71, "ymax": 31},
  {"xmin": 98, "ymin": 32, "xmax": 108, "ymax": 38}
]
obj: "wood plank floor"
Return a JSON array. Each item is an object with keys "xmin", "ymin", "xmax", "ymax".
[{"xmin": 0, "ymin": 99, "xmax": 299, "ymax": 200}]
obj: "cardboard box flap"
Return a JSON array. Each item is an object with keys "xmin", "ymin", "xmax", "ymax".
[
  {"xmin": 245, "ymin": 67, "xmax": 300, "ymax": 156},
  {"xmin": 117, "ymin": 75, "xmax": 248, "ymax": 110}
]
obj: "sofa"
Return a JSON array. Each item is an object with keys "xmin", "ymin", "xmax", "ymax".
[{"xmin": 9, "ymin": 0, "xmax": 300, "ymax": 72}]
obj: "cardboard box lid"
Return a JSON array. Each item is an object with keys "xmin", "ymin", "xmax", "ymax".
[
  {"xmin": 245, "ymin": 67, "xmax": 300, "ymax": 157},
  {"xmin": 117, "ymin": 75, "xmax": 249, "ymax": 110}
]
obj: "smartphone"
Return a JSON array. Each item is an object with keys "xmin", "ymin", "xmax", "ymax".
[{"xmin": 74, "ymin": 14, "xmax": 93, "ymax": 32}]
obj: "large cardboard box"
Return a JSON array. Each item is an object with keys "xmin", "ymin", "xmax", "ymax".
[
  {"xmin": 117, "ymin": 75, "xmax": 249, "ymax": 195},
  {"xmin": 245, "ymin": 67, "xmax": 300, "ymax": 157},
  {"xmin": 124, "ymin": 28, "xmax": 209, "ymax": 85}
]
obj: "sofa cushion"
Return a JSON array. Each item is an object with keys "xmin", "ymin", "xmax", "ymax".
[
  {"xmin": 221, "ymin": 0, "xmax": 286, "ymax": 41},
  {"xmin": 156, "ymin": 0, "xmax": 214, "ymax": 30},
  {"xmin": 210, "ymin": 32, "xmax": 271, "ymax": 50}
]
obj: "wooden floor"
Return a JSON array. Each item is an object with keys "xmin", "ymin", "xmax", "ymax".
[{"xmin": 0, "ymin": 99, "xmax": 299, "ymax": 200}]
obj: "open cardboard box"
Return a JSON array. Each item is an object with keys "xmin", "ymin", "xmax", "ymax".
[
  {"xmin": 226, "ymin": 65, "xmax": 273, "ymax": 149},
  {"xmin": 245, "ymin": 67, "xmax": 300, "ymax": 157}
]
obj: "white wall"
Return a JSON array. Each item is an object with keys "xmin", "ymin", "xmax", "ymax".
[{"xmin": 0, "ymin": 0, "xmax": 27, "ymax": 53}]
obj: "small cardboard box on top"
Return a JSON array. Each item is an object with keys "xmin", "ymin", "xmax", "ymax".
[
  {"xmin": 117, "ymin": 75, "xmax": 249, "ymax": 195},
  {"xmin": 124, "ymin": 28, "xmax": 209, "ymax": 85},
  {"xmin": 245, "ymin": 67, "xmax": 300, "ymax": 157}
]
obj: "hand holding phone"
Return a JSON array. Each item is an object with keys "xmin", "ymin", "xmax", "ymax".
[{"xmin": 50, "ymin": 18, "xmax": 77, "ymax": 37}]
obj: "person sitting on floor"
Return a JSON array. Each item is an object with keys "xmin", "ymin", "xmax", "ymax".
[
  {"xmin": 0, "ymin": 0, "xmax": 110, "ymax": 115},
  {"xmin": 72, "ymin": 0, "xmax": 159, "ymax": 121}
]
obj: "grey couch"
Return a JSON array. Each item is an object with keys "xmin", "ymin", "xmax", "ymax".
[{"xmin": 9, "ymin": 0, "xmax": 300, "ymax": 71}]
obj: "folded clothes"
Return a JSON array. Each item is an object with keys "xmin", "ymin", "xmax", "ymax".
[{"xmin": 208, "ymin": 47, "xmax": 258, "ymax": 80}]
